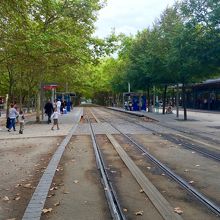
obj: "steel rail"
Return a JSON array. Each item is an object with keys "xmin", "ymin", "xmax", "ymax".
[
  {"xmin": 87, "ymin": 116, "xmax": 126, "ymax": 220},
  {"xmin": 107, "ymin": 122, "xmax": 220, "ymax": 216},
  {"xmin": 161, "ymin": 134, "xmax": 220, "ymax": 162},
  {"xmin": 107, "ymin": 107, "xmax": 220, "ymax": 145},
  {"xmin": 100, "ymin": 108, "xmax": 220, "ymax": 163}
]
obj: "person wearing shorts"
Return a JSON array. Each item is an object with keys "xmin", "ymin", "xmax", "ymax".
[{"xmin": 51, "ymin": 108, "xmax": 60, "ymax": 130}]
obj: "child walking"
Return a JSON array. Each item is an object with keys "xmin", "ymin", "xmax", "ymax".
[
  {"xmin": 51, "ymin": 108, "xmax": 60, "ymax": 130},
  {"xmin": 18, "ymin": 110, "xmax": 25, "ymax": 134}
]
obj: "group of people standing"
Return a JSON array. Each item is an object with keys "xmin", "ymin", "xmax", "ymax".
[
  {"xmin": 44, "ymin": 99, "xmax": 66, "ymax": 130},
  {"xmin": 5, "ymin": 99, "xmax": 67, "ymax": 134},
  {"xmin": 7, "ymin": 104, "xmax": 25, "ymax": 134}
]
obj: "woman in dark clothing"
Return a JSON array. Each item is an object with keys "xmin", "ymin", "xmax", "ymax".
[{"xmin": 44, "ymin": 99, "xmax": 54, "ymax": 124}]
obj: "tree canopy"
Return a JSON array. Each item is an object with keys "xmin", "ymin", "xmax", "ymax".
[{"xmin": 0, "ymin": 0, "xmax": 220, "ymax": 119}]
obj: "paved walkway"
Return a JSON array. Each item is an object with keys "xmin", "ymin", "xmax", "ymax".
[{"xmin": 0, "ymin": 108, "xmax": 83, "ymax": 139}]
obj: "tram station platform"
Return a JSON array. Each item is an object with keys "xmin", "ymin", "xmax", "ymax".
[
  {"xmin": 108, "ymin": 107, "xmax": 220, "ymax": 142},
  {"xmin": 0, "ymin": 108, "xmax": 82, "ymax": 140}
]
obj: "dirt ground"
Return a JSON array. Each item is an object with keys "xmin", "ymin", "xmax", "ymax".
[
  {"xmin": 96, "ymin": 134, "xmax": 163, "ymax": 220},
  {"xmin": 42, "ymin": 135, "xmax": 111, "ymax": 220},
  {"xmin": 0, "ymin": 136, "xmax": 62, "ymax": 220},
  {"xmin": 130, "ymin": 134, "xmax": 220, "ymax": 205},
  {"xmin": 1, "ymin": 107, "xmax": 219, "ymax": 220},
  {"xmin": 114, "ymin": 134, "xmax": 219, "ymax": 220}
]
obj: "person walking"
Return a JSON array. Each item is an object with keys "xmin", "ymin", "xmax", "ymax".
[
  {"xmin": 56, "ymin": 99, "xmax": 61, "ymax": 113},
  {"xmin": 51, "ymin": 108, "xmax": 60, "ymax": 130},
  {"xmin": 18, "ymin": 110, "xmax": 25, "ymax": 134},
  {"xmin": 8, "ymin": 104, "xmax": 19, "ymax": 132},
  {"xmin": 44, "ymin": 99, "xmax": 54, "ymax": 124},
  {"xmin": 60, "ymin": 100, "xmax": 65, "ymax": 114}
]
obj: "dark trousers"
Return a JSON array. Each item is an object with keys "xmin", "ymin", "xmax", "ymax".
[{"xmin": 47, "ymin": 113, "xmax": 52, "ymax": 124}]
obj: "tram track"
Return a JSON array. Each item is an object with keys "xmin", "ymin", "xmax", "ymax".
[
  {"xmin": 99, "ymin": 107, "xmax": 220, "ymax": 163},
  {"xmin": 84, "ymin": 109, "xmax": 182, "ymax": 220},
  {"xmin": 107, "ymin": 107, "xmax": 220, "ymax": 146},
  {"xmin": 17, "ymin": 107, "xmax": 219, "ymax": 220},
  {"xmin": 91, "ymin": 107, "xmax": 220, "ymax": 217},
  {"xmin": 86, "ymin": 115, "xmax": 126, "ymax": 220}
]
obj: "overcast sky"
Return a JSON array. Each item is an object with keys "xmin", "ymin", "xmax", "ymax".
[{"xmin": 94, "ymin": 0, "xmax": 176, "ymax": 38}]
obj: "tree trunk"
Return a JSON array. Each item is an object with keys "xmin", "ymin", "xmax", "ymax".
[
  {"xmin": 182, "ymin": 82, "xmax": 187, "ymax": 120},
  {"xmin": 172, "ymin": 88, "xmax": 174, "ymax": 107},
  {"xmin": 27, "ymin": 91, "xmax": 30, "ymax": 112},
  {"xmin": 153, "ymin": 85, "xmax": 155, "ymax": 111},
  {"xmin": 162, "ymin": 84, "xmax": 167, "ymax": 114},
  {"xmin": 19, "ymin": 89, "xmax": 22, "ymax": 110},
  {"xmin": 176, "ymin": 84, "xmax": 179, "ymax": 118},
  {"xmin": 6, "ymin": 66, "xmax": 13, "ymax": 118},
  {"xmin": 147, "ymin": 87, "xmax": 150, "ymax": 112},
  {"xmin": 36, "ymin": 89, "xmax": 41, "ymax": 122}
]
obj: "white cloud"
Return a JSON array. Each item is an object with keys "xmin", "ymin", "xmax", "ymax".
[{"xmin": 94, "ymin": 0, "xmax": 176, "ymax": 38}]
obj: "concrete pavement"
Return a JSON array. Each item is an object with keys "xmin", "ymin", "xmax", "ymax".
[{"xmin": 108, "ymin": 107, "xmax": 220, "ymax": 142}]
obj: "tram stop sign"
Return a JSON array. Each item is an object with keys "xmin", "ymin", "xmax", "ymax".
[{"xmin": 43, "ymin": 84, "xmax": 58, "ymax": 90}]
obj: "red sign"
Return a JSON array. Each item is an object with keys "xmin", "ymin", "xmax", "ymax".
[{"xmin": 43, "ymin": 85, "xmax": 58, "ymax": 90}]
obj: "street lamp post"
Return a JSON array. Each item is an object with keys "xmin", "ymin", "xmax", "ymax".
[{"xmin": 128, "ymin": 82, "xmax": 131, "ymax": 93}]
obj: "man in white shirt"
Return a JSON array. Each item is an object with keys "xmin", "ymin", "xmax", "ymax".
[{"xmin": 56, "ymin": 99, "xmax": 61, "ymax": 113}]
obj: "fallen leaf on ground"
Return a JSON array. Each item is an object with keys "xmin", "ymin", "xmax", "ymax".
[
  {"xmin": 14, "ymin": 197, "xmax": 20, "ymax": 201},
  {"xmin": 42, "ymin": 208, "xmax": 53, "ymax": 214},
  {"xmin": 139, "ymin": 189, "xmax": 144, "ymax": 193},
  {"xmin": 23, "ymin": 184, "xmax": 32, "ymax": 188},
  {"xmin": 47, "ymin": 193, "xmax": 55, "ymax": 198},
  {"xmin": 174, "ymin": 207, "xmax": 183, "ymax": 214},
  {"xmin": 73, "ymin": 180, "xmax": 79, "ymax": 184},
  {"xmin": 147, "ymin": 167, "xmax": 151, "ymax": 170},
  {"xmin": 123, "ymin": 208, "xmax": 128, "ymax": 212},
  {"xmin": 189, "ymin": 180, "xmax": 194, "ymax": 184},
  {"xmin": 15, "ymin": 184, "xmax": 22, "ymax": 188},
  {"xmin": 50, "ymin": 186, "xmax": 58, "ymax": 191},
  {"xmin": 63, "ymin": 191, "xmax": 70, "ymax": 194},
  {"xmin": 161, "ymin": 173, "xmax": 165, "ymax": 176},
  {"xmin": 54, "ymin": 201, "xmax": 60, "ymax": 206},
  {"xmin": 135, "ymin": 210, "xmax": 144, "ymax": 216},
  {"xmin": 2, "ymin": 196, "xmax": 9, "ymax": 201},
  {"xmin": 195, "ymin": 164, "xmax": 200, "ymax": 167}
]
